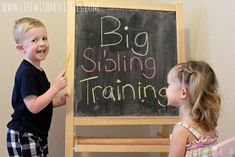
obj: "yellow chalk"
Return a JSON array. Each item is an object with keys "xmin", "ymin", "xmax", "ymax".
[{"xmin": 65, "ymin": 52, "xmax": 71, "ymax": 69}]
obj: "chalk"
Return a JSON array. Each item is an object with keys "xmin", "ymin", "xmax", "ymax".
[{"xmin": 65, "ymin": 52, "xmax": 71, "ymax": 69}]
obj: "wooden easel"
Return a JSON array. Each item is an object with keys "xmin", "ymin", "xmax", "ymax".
[{"xmin": 65, "ymin": 0, "xmax": 185, "ymax": 157}]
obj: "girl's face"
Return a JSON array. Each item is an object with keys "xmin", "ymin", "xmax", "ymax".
[
  {"xmin": 18, "ymin": 26, "xmax": 49, "ymax": 66},
  {"xmin": 166, "ymin": 69, "xmax": 182, "ymax": 107}
]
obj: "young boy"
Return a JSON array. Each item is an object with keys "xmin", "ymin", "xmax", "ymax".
[{"xmin": 6, "ymin": 17, "xmax": 68, "ymax": 157}]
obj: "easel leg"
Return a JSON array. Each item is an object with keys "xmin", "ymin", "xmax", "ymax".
[{"xmin": 160, "ymin": 125, "xmax": 170, "ymax": 157}]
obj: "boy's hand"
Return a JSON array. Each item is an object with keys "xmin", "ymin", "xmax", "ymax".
[
  {"xmin": 59, "ymin": 92, "xmax": 69, "ymax": 106},
  {"xmin": 53, "ymin": 69, "xmax": 67, "ymax": 91},
  {"xmin": 53, "ymin": 92, "xmax": 69, "ymax": 107}
]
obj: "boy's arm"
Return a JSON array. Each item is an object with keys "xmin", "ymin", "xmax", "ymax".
[
  {"xmin": 24, "ymin": 70, "xmax": 67, "ymax": 114},
  {"xmin": 168, "ymin": 125, "xmax": 188, "ymax": 157}
]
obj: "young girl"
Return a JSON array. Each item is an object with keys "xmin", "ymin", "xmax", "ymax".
[{"xmin": 167, "ymin": 60, "xmax": 221, "ymax": 157}]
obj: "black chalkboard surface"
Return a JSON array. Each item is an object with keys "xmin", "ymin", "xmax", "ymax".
[{"xmin": 74, "ymin": 7, "xmax": 178, "ymax": 117}]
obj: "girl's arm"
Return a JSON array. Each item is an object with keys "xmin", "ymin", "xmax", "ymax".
[{"xmin": 168, "ymin": 125, "xmax": 189, "ymax": 157}]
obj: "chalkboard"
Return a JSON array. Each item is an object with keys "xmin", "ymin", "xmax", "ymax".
[{"xmin": 74, "ymin": 6, "xmax": 179, "ymax": 117}]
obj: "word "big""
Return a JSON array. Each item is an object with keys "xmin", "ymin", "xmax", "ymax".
[{"xmin": 101, "ymin": 16, "xmax": 149, "ymax": 56}]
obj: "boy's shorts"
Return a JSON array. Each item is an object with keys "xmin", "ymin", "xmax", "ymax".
[{"xmin": 6, "ymin": 129, "xmax": 48, "ymax": 157}]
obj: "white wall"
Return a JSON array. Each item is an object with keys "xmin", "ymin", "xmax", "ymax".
[
  {"xmin": 185, "ymin": 0, "xmax": 235, "ymax": 141},
  {"xmin": 1, "ymin": 0, "xmax": 235, "ymax": 157}
]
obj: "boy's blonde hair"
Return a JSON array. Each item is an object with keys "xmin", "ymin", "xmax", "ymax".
[
  {"xmin": 173, "ymin": 60, "xmax": 221, "ymax": 131},
  {"xmin": 13, "ymin": 17, "xmax": 45, "ymax": 43}
]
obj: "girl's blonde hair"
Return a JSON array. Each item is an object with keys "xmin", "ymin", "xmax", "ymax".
[
  {"xmin": 174, "ymin": 60, "xmax": 221, "ymax": 131},
  {"xmin": 13, "ymin": 17, "xmax": 45, "ymax": 43}
]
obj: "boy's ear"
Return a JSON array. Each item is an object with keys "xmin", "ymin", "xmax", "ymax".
[
  {"xmin": 16, "ymin": 43, "xmax": 25, "ymax": 53},
  {"xmin": 180, "ymin": 87, "xmax": 188, "ymax": 99}
]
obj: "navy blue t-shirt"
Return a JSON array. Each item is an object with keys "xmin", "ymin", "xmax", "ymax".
[{"xmin": 7, "ymin": 60, "xmax": 53, "ymax": 140}]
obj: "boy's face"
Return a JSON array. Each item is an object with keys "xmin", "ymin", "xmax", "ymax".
[{"xmin": 16, "ymin": 26, "xmax": 49, "ymax": 64}]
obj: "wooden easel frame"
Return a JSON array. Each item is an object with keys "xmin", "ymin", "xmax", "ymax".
[{"xmin": 65, "ymin": 0, "xmax": 185, "ymax": 156}]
